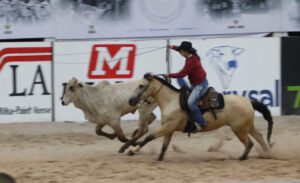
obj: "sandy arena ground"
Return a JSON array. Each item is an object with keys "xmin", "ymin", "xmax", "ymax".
[{"xmin": 0, "ymin": 116, "xmax": 300, "ymax": 183}]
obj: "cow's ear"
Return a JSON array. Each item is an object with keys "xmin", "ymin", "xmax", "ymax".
[
  {"xmin": 72, "ymin": 77, "xmax": 77, "ymax": 83},
  {"xmin": 78, "ymin": 83, "xmax": 84, "ymax": 88}
]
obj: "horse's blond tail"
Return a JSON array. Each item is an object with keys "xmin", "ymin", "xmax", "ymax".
[{"xmin": 251, "ymin": 100, "xmax": 273, "ymax": 147}]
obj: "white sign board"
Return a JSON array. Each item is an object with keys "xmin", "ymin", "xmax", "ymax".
[
  {"xmin": 0, "ymin": 42, "xmax": 52, "ymax": 123},
  {"xmin": 53, "ymin": 0, "xmax": 283, "ymax": 39},
  {"xmin": 54, "ymin": 39, "xmax": 167, "ymax": 122},
  {"xmin": 1, "ymin": 0, "xmax": 300, "ymax": 40},
  {"xmin": 169, "ymin": 37, "xmax": 281, "ymax": 115},
  {"xmin": 281, "ymin": 0, "xmax": 300, "ymax": 32}
]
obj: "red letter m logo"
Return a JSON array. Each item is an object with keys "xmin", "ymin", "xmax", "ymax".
[{"xmin": 88, "ymin": 44, "xmax": 136, "ymax": 79}]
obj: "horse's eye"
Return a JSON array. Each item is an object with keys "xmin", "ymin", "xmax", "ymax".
[
  {"xmin": 139, "ymin": 85, "xmax": 144, "ymax": 88},
  {"xmin": 69, "ymin": 86, "xmax": 74, "ymax": 91}
]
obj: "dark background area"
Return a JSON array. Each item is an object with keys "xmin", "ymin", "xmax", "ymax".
[{"xmin": 281, "ymin": 36, "xmax": 300, "ymax": 115}]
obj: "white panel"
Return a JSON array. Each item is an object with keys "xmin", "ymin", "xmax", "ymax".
[
  {"xmin": 2, "ymin": 0, "xmax": 300, "ymax": 39},
  {"xmin": 54, "ymin": 39, "xmax": 167, "ymax": 122},
  {"xmin": 0, "ymin": 42, "xmax": 52, "ymax": 123},
  {"xmin": 53, "ymin": 0, "xmax": 282, "ymax": 39},
  {"xmin": 281, "ymin": 0, "xmax": 300, "ymax": 32},
  {"xmin": 169, "ymin": 37, "xmax": 281, "ymax": 115}
]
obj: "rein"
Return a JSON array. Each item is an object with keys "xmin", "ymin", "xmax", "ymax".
[
  {"xmin": 152, "ymin": 80, "xmax": 163, "ymax": 99},
  {"xmin": 138, "ymin": 78, "xmax": 163, "ymax": 105}
]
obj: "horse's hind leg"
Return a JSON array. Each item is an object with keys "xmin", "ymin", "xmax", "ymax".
[
  {"xmin": 239, "ymin": 137, "xmax": 253, "ymax": 161},
  {"xmin": 233, "ymin": 130, "xmax": 254, "ymax": 160},
  {"xmin": 249, "ymin": 126, "xmax": 269, "ymax": 152}
]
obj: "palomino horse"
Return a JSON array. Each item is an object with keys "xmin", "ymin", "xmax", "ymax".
[{"xmin": 128, "ymin": 73, "xmax": 273, "ymax": 161}]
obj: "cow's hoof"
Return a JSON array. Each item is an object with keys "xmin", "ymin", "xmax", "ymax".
[
  {"xmin": 95, "ymin": 131, "xmax": 101, "ymax": 136},
  {"xmin": 127, "ymin": 150, "xmax": 135, "ymax": 156}
]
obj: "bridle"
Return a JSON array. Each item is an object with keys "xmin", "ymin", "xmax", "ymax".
[
  {"xmin": 137, "ymin": 76, "xmax": 164, "ymax": 105},
  {"xmin": 152, "ymin": 79, "xmax": 164, "ymax": 99}
]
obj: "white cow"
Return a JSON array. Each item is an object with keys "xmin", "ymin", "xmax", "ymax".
[{"xmin": 62, "ymin": 77, "xmax": 157, "ymax": 152}]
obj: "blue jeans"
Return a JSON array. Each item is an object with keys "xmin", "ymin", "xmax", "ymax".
[{"xmin": 187, "ymin": 79, "xmax": 209, "ymax": 126}]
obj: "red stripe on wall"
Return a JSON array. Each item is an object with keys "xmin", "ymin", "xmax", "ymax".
[
  {"xmin": 0, "ymin": 55, "xmax": 52, "ymax": 71},
  {"xmin": 0, "ymin": 47, "xmax": 52, "ymax": 71},
  {"xmin": 0, "ymin": 47, "xmax": 52, "ymax": 58}
]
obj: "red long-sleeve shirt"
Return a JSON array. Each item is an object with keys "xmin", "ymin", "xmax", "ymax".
[{"xmin": 168, "ymin": 51, "xmax": 206, "ymax": 86}]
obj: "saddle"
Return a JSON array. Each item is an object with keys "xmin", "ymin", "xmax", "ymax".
[{"xmin": 179, "ymin": 86, "xmax": 225, "ymax": 133}]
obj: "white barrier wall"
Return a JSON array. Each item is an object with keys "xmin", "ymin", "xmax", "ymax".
[
  {"xmin": 0, "ymin": 37, "xmax": 281, "ymax": 123},
  {"xmin": 170, "ymin": 38, "xmax": 281, "ymax": 115},
  {"xmin": 0, "ymin": 42, "xmax": 52, "ymax": 123},
  {"xmin": 54, "ymin": 40, "xmax": 167, "ymax": 122}
]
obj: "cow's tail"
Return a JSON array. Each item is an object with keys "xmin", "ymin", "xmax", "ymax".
[{"xmin": 251, "ymin": 100, "xmax": 273, "ymax": 147}]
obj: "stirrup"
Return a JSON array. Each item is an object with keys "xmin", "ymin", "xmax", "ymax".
[{"xmin": 194, "ymin": 123, "xmax": 203, "ymax": 132}]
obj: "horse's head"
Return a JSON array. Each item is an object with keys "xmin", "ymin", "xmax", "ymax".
[
  {"xmin": 61, "ymin": 77, "xmax": 84, "ymax": 106},
  {"xmin": 129, "ymin": 73, "xmax": 160, "ymax": 106}
]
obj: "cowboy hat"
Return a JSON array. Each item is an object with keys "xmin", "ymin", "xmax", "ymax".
[{"xmin": 177, "ymin": 41, "xmax": 197, "ymax": 53}]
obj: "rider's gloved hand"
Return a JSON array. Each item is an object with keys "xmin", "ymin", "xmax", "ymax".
[
  {"xmin": 167, "ymin": 45, "xmax": 177, "ymax": 49},
  {"xmin": 157, "ymin": 74, "xmax": 168, "ymax": 77}
]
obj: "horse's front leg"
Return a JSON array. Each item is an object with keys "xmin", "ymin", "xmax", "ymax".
[
  {"xmin": 119, "ymin": 112, "xmax": 156, "ymax": 153},
  {"xmin": 119, "ymin": 128, "xmax": 143, "ymax": 153},
  {"xmin": 95, "ymin": 124, "xmax": 116, "ymax": 140},
  {"xmin": 128, "ymin": 122, "xmax": 175, "ymax": 161}
]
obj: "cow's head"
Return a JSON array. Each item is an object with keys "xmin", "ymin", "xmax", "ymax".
[
  {"xmin": 61, "ymin": 77, "xmax": 84, "ymax": 106},
  {"xmin": 206, "ymin": 46, "xmax": 244, "ymax": 89}
]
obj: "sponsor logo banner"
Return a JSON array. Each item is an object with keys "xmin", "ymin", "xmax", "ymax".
[
  {"xmin": 54, "ymin": 40, "xmax": 167, "ymax": 121},
  {"xmin": 0, "ymin": 43, "xmax": 52, "ymax": 123},
  {"xmin": 88, "ymin": 44, "xmax": 136, "ymax": 79},
  {"xmin": 2, "ymin": 0, "xmax": 300, "ymax": 40},
  {"xmin": 170, "ymin": 38, "xmax": 281, "ymax": 115}
]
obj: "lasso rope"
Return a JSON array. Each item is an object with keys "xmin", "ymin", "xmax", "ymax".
[{"xmin": 56, "ymin": 46, "xmax": 166, "ymax": 64}]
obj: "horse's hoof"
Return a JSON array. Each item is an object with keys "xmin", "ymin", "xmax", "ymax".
[
  {"xmin": 119, "ymin": 148, "xmax": 125, "ymax": 153},
  {"xmin": 128, "ymin": 150, "xmax": 135, "ymax": 156},
  {"xmin": 239, "ymin": 156, "xmax": 247, "ymax": 161},
  {"xmin": 157, "ymin": 157, "xmax": 163, "ymax": 161}
]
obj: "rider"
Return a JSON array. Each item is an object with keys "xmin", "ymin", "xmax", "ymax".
[{"xmin": 163, "ymin": 41, "xmax": 209, "ymax": 131}]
